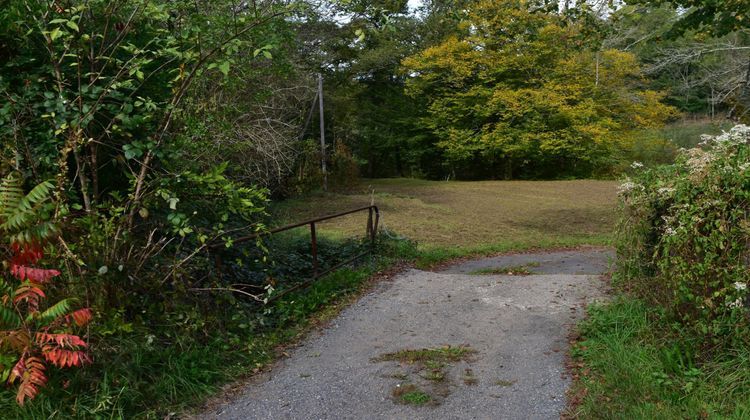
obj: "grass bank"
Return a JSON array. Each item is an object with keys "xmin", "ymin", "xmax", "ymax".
[{"xmin": 567, "ymin": 297, "xmax": 750, "ymax": 418}]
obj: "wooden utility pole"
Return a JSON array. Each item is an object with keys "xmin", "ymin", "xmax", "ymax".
[{"xmin": 318, "ymin": 73, "xmax": 328, "ymax": 192}]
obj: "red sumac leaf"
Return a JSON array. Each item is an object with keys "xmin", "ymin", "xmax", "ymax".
[
  {"xmin": 65, "ymin": 308, "xmax": 93, "ymax": 327},
  {"xmin": 10, "ymin": 265, "xmax": 60, "ymax": 283},
  {"xmin": 35, "ymin": 333, "xmax": 87, "ymax": 348},
  {"xmin": 10, "ymin": 243, "xmax": 43, "ymax": 265},
  {"xmin": 42, "ymin": 348, "xmax": 89, "ymax": 368},
  {"xmin": 14, "ymin": 357, "xmax": 46, "ymax": 405}
]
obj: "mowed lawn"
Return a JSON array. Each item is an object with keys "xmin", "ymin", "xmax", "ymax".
[{"xmin": 272, "ymin": 178, "xmax": 618, "ymax": 250}]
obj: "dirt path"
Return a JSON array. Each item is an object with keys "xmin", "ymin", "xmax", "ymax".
[{"xmin": 201, "ymin": 248, "xmax": 613, "ymax": 419}]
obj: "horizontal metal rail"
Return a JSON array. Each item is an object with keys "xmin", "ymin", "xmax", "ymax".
[
  {"xmin": 224, "ymin": 205, "xmax": 380, "ymax": 245},
  {"xmin": 210, "ymin": 205, "xmax": 379, "ymax": 303}
]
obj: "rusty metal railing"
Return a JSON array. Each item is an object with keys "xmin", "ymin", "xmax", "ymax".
[{"xmin": 210, "ymin": 205, "xmax": 379, "ymax": 302}]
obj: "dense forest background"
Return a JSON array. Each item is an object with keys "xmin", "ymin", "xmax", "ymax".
[{"xmin": 0, "ymin": 0, "xmax": 749, "ymax": 415}]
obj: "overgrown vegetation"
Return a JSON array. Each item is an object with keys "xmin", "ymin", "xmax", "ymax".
[
  {"xmin": 0, "ymin": 235, "xmax": 415, "ymax": 418},
  {"xmin": 0, "ymin": 176, "xmax": 92, "ymax": 405},
  {"xmin": 1, "ymin": 0, "xmax": 748, "ymax": 416},
  {"xmin": 618, "ymin": 125, "xmax": 750, "ymax": 341},
  {"xmin": 569, "ymin": 125, "xmax": 750, "ymax": 417}
]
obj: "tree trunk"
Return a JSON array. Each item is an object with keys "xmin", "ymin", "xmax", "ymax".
[{"xmin": 504, "ymin": 159, "xmax": 512, "ymax": 180}]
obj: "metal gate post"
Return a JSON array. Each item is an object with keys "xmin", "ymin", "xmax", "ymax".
[{"xmin": 310, "ymin": 222, "xmax": 319, "ymax": 277}]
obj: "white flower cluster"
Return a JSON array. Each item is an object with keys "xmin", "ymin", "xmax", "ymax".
[
  {"xmin": 699, "ymin": 124, "xmax": 750, "ymax": 148},
  {"xmin": 728, "ymin": 299, "xmax": 743, "ymax": 309},
  {"xmin": 618, "ymin": 181, "xmax": 642, "ymax": 195},
  {"xmin": 689, "ymin": 125, "xmax": 750, "ymax": 177},
  {"xmin": 698, "ymin": 134, "xmax": 713, "ymax": 146},
  {"xmin": 716, "ymin": 125, "xmax": 750, "ymax": 145},
  {"xmin": 657, "ymin": 187, "xmax": 675, "ymax": 197},
  {"xmin": 727, "ymin": 282, "xmax": 748, "ymax": 309},
  {"xmin": 631, "ymin": 161, "xmax": 644, "ymax": 169},
  {"xmin": 685, "ymin": 148, "xmax": 715, "ymax": 174}
]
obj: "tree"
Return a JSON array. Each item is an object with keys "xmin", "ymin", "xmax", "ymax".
[
  {"xmin": 631, "ymin": 0, "xmax": 750, "ymax": 37},
  {"xmin": 403, "ymin": 0, "xmax": 676, "ymax": 179},
  {"xmin": 617, "ymin": 2, "xmax": 750, "ymax": 120}
]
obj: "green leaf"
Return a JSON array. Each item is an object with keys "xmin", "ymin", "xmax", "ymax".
[
  {"xmin": 49, "ymin": 27, "xmax": 63, "ymax": 41},
  {"xmin": 0, "ymin": 305, "xmax": 20, "ymax": 329},
  {"xmin": 66, "ymin": 21, "xmax": 79, "ymax": 32},
  {"xmin": 218, "ymin": 61, "xmax": 230, "ymax": 76},
  {"xmin": 36, "ymin": 299, "xmax": 74, "ymax": 325}
]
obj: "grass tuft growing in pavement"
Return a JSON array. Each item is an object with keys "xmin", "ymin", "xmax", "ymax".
[
  {"xmin": 392, "ymin": 384, "xmax": 432, "ymax": 405},
  {"xmin": 469, "ymin": 263, "xmax": 539, "ymax": 275},
  {"xmin": 374, "ymin": 345, "xmax": 476, "ymax": 364},
  {"xmin": 376, "ymin": 345, "xmax": 477, "ymax": 406}
]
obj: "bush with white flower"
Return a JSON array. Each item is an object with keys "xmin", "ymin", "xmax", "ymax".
[{"xmin": 617, "ymin": 125, "xmax": 750, "ymax": 343}]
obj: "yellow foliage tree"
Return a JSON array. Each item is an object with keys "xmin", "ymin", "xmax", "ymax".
[{"xmin": 403, "ymin": 0, "xmax": 677, "ymax": 178}]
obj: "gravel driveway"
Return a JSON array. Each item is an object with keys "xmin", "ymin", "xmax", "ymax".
[{"xmin": 199, "ymin": 248, "xmax": 612, "ymax": 420}]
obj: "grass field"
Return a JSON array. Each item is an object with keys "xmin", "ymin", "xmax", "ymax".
[{"xmin": 272, "ymin": 178, "xmax": 618, "ymax": 256}]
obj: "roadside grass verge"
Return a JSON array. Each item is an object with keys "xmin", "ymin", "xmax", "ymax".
[{"xmin": 567, "ymin": 297, "xmax": 750, "ymax": 419}]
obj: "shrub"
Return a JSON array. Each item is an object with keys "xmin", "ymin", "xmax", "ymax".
[
  {"xmin": 0, "ymin": 175, "xmax": 91, "ymax": 405},
  {"xmin": 617, "ymin": 125, "xmax": 750, "ymax": 344}
]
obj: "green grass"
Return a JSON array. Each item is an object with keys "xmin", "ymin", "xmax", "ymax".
[
  {"xmin": 272, "ymin": 178, "xmax": 617, "ymax": 267},
  {"xmin": 652, "ymin": 118, "xmax": 734, "ymax": 149},
  {"xmin": 376, "ymin": 345, "xmax": 477, "ymax": 403},
  {"xmin": 392, "ymin": 384, "xmax": 432, "ymax": 405},
  {"xmin": 616, "ymin": 118, "xmax": 734, "ymax": 172},
  {"xmin": 567, "ymin": 297, "xmax": 750, "ymax": 419}
]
